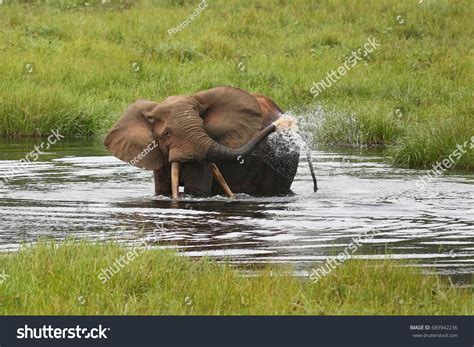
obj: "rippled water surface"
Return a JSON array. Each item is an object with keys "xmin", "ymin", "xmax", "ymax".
[{"xmin": 1, "ymin": 140, "xmax": 473, "ymax": 282}]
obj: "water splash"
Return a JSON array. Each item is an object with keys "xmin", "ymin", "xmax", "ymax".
[
  {"xmin": 255, "ymin": 112, "xmax": 313, "ymax": 181},
  {"xmin": 273, "ymin": 115, "xmax": 297, "ymax": 131},
  {"xmin": 255, "ymin": 105, "xmax": 365, "ymax": 183},
  {"xmin": 257, "ymin": 108, "xmax": 323, "ymax": 160},
  {"xmin": 290, "ymin": 105, "xmax": 365, "ymax": 148}
]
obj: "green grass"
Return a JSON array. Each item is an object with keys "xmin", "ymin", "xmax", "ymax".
[
  {"xmin": 0, "ymin": 241, "xmax": 471, "ymax": 315},
  {"xmin": 0, "ymin": 0, "xmax": 473, "ymax": 169}
]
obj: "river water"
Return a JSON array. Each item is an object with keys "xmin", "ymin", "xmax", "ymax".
[{"xmin": 0, "ymin": 139, "xmax": 473, "ymax": 283}]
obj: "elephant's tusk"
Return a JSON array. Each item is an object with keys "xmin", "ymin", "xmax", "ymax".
[
  {"xmin": 209, "ymin": 163, "xmax": 235, "ymax": 199},
  {"xmin": 171, "ymin": 162, "xmax": 181, "ymax": 199}
]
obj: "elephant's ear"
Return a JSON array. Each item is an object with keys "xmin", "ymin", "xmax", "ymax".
[
  {"xmin": 194, "ymin": 86, "xmax": 264, "ymax": 148},
  {"xmin": 104, "ymin": 100, "xmax": 164, "ymax": 170}
]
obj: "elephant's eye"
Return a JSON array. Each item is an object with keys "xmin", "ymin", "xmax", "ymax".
[
  {"xmin": 155, "ymin": 124, "xmax": 172, "ymax": 140},
  {"xmin": 162, "ymin": 130, "xmax": 172, "ymax": 146},
  {"xmin": 144, "ymin": 114, "xmax": 155, "ymax": 124}
]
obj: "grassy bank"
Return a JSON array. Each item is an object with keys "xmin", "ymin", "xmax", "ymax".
[
  {"xmin": 0, "ymin": 0, "xmax": 473, "ymax": 169},
  {"xmin": 0, "ymin": 242, "xmax": 471, "ymax": 315}
]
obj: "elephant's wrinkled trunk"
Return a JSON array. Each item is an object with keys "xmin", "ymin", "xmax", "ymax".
[{"xmin": 204, "ymin": 123, "xmax": 277, "ymax": 162}]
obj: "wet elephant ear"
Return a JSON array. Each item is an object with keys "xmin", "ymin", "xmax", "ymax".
[
  {"xmin": 194, "ymin": 86, "xmax": 264, "ymax": 148},
  {"xmin": 103, "ymin": 100, "xmax": 164, "ymax": 170}
]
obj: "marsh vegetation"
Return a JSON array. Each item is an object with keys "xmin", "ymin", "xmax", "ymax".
[
  {"xmin": 1, "ymin": 0, "xmax": 472, "ymax": 169},
  {"xmin": 0, "ymin": 242, "xmax": 471, "ymax": 315}
]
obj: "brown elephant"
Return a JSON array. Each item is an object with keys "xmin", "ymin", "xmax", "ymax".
[{"xmin": 104, "ymin": 86, "xmax": 317, "ymax": 198}]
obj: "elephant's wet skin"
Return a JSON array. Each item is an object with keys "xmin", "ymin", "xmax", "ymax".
[
  {"xmin": 180, "ymin": 162, "xmax": 213, "ymax": 196},
  {"xmin": 104, "ymin": 86, "xmax": 317, "ymax": 198}
]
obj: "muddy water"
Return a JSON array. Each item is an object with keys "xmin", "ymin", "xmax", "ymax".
[{"xmin": 0, "ymin": 139, "xmax": 473, "ymax": 283}]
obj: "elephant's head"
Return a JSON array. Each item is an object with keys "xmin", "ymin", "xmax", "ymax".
[{"xmin": 104, "ymin": 86, "xmax": 290, "ymax": 172}]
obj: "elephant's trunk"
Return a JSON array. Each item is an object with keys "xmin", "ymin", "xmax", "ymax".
[
  {"xmin": 203, "ymin": 117, "xmax": 294, "ymax": 162},
  {"xmin": 170, "ymin": 117, "xmax": 295, "ymax": 198},
  {"xmin": 204, "ymin": 123, "xmax": 276, "ymax": 162}
]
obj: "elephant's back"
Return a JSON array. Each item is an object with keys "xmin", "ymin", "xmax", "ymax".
[{"xmin": 252, "ymin": 94, "xmax": 283, "ymax": 128}]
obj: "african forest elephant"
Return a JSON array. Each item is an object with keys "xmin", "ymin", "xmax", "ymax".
[{"xmin": 104, "ymin": 86, "xmax": 317, "ymax": 198}]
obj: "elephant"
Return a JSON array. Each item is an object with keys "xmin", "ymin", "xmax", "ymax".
[{"xmin": 104, "ymin": 86, "xmax": 317, "ymax": 198}]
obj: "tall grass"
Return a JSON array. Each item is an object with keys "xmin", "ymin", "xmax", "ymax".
[
  {"xmin": 0, "ymin": 0, "xmax": 472, "ymax": 169},
  {"xmin": 0, "ymin": 241, "xmax": 471, "ymax": 315}
]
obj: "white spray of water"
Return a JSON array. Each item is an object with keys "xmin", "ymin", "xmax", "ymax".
[
  {"xmin": 256, "ymin": 104, "xmax": 364, "ymax": 182},
  {"xmin": 290, "ymin": 104, "xmax": 366, "ymax": 148},
  {"xmin": 254, "ymin": 110, "xmax": 322, "ymax": 181}
]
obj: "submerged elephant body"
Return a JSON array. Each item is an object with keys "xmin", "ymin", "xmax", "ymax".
[
  {"xmin": 179, "ymin": 134, "xmax": 300, "ymax": 196},
  {"xmin": 104, "ymin": 86, "xmax": 313, "ymax": 197}
]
